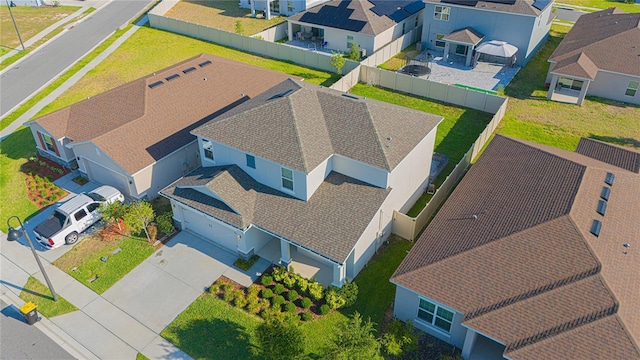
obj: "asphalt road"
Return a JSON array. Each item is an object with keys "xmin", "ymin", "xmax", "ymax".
[
  {"xmin": 0, "ymin": 0, "xmax": 153, "ymax": 117},
  {"xmin": 555, "ymin": 8, "xmax": 588, "ymax": 22},
  {"xmin": 0, "ymin": 300, "xmax": 74, "ymax": 359}
]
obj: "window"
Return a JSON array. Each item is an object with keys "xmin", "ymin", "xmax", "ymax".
[
  {"xmin": 347, "ymin": 35, "xmax": 354, "ymax": 49},
  {"xmin": 418, "ymin": 298, "xmax": 454, "ymax": 333},
  {"xmin": 246, "ymin": 154, "xmax": 256, "ymax": 169},
  {"xmin": 415, "ymin": 15, "xmax": 419, "ymax": 27},
  {"xmin": 402, "ymin": 22, "xmax": 406, "ymax": 35},
  {"xmin": 74, "ymin": 209, "xmax": 88, "ymax": 221},
  {"xmin": 281, "ymin": 167, "xmax": 294, "ymax": 191},
  {"xmin": 202, "ymin": 140, "xmax": 214, "ymax": 160},
  {"xmin": 434, "ymin": 6, "xmax": 450, "ymax": 21},
  {"xmin": 41, "ymin": 133, "xmax": 57, "ymax": 153},
  {"xmin": 455, "ymin": 44, "xmax": 468, "ymax": 56},
  {"xmin": 287, "ymin": 0, "xmax": 293, "ymax": 13},
  {"xmin": 558, "ymin": 77, "xmax": 583, "ymax": 91},
  {"xmin": 87, "ymin": 203, "xmax": 100, "ymax": 213},
  {"xmin": 435, "ymin": 34, "xmax": 445, "ymax": 48},
  {"xmin": 270, "ymin": 0, "xmax": 279, "ymax": 13},
  {"xmin": 625, "ymin": 81, "xmax": 639, "ymax": 97}
]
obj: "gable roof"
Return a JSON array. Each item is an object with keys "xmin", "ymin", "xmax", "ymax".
[
  {"xmin": 391, "ymin": 135, "xmax": 640, "ymax": 359},
  {"xmin": 192, "ymin": 79, "xmax": 442, "ymax": 173},
  {"xmin": 549, "ymin": 8, "xmax": 640, "ymax": 78},
  {"xmin": 425, "ymin": 0, "xmax": 548, "ymax": 16},
  {"xmin": 30, "ymin": 54, "xmax": 292, "ymax": 174},
  {"xmin": 288, "ymin": 0, "xmax": 424, "ymax": 36},
  {"xmin": 443, "ymin": 27, "xmax": 484, "ymax": 44},
  {"xmin": 161, "ymin": 166, "xmax": 391, "ymax": 263}
]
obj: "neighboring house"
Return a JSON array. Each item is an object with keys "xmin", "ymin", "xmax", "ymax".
[
  {"xmin": 421, "ymin": 0, "xmax": 554, "ymax": 66},
  {"xmin": 391, "ymin": 135, "xmax": 640, "ymax": 359},
  {"xmin": 161, "ymin": 79, "xmax": 442, "ymax": 286},
  {"xmin": 287, "ymin": 0, "xmax": 424, "ymax": 56},
  {"xmin": 239, "ymin": 0, "xmax": 329, "ymax": 17},
  {"xmin": 546, "ymin": 8, "xmax": 640, "ymax": 106},
  {"xmin": 27, "ymin": 54, "xmax": 291, "ymax": 199}
]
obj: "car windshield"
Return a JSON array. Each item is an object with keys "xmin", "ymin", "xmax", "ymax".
[
  {"xmin": 52, "ymin": 211, "xmax": 67, "ymax": 227},
  {"xmin": 86, "ymin": 192, "xmax": 105, "ymax": 202}
]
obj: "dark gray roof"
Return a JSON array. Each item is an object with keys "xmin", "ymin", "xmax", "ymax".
[
  {"xmin": 288, "ymin": 0, "xmax": 424, "ymax": 36},
  {"xmin": 192, "ymin": 79, "xmax": 442, "ymax": 172},
  {"xmin": 161, "ymin": 166, "xmax": 391, "ymax": 263},
  {"xmin": 426, "ymin": 0, "xmax": 547, "ymax": 16}
]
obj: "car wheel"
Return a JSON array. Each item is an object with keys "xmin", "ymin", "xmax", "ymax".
[{"xmin": 65, "ymin": 232, "xmax": 79, "ymax": 245}]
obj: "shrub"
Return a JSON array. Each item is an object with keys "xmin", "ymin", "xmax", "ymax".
[
  {"xmin": 247, "ymin": 284, "xmax": 260, "ymax": 298},
  {"xmin": 258, "ymin": 298, "xmax": 271, "ymax": 310},
  {"xmin": 39, "ymin": 189, "xmax": 47, "ymax": 197},
  {"xmin": 296, "ymin": 277, "xmax": 309, "ymax": 294},
  {"xmin": 339, "ymin": 280, "xmax": 358, "ymax": 308},
  {"xmin": 284, "ymin": 302, "xmax": 296, "ymax": 313},
  {"xmin": 146, "ymin": 224, "xmax": 158, "ymax": 241},
  {"xmin": 301, "ymin": 312, "xmax": 313, "ymax": 322},
  {"xmin": 223, "ymin": 289, "xmax": 235, "ymax": 303},
  {"xmin": 234, "ymin": 291, "xmax": 247, "ymax": 309},
  {"xmin": 319, "ymin": 304, "xmax": 330, "ymax": 315},
  {"xmin": 247, "ymin": 298, "xmax": 261, "ymax": 314},
  {"xmin": 308, "ymin": 281, "xmax": 324, "ymax": 301},
  {"xmin": 272, "ymin": 295, "xmax": 285, "ymax": 307},
  {"xmin": 222, "ymin": 283, "xmax": 233, "ymax": 292},
  {"xmin": 261, "ymin": 288, "xmax": 274, "ymax": 299},
  {"xmin": 287, "ymin": 290, "xmax": 299, "ymax": 302},
  {"xmin": 273, "ymin": 283, "xmax": 285, "ymax": 295},
  {"xmin": 300, "ymin": 297, "xmax": 312, "ymax": 309},
  {"xmin": 261, "ymin": 275, "xmax": 273, "ymax": 287},
  {"xmin": 208, "ymin": 282, "xmax": 220, "ymax": 294},
  {"xmin": 156, "ymin": 212, "xmax": 174, "ymax": 235},
  {"xmin": 325, "ymin": 287, "xmax": 346, "ymax": 310},
  {"xmin": 381, "ymin": 319, "xmax": 418, "ymax": 357},
  {"xmin": 282, "ymin": 273, "xmax": 297, "ymax": 288},
  {"xmin": 272, "ymin": 266, "xmax": 287, "ymax": 282}
]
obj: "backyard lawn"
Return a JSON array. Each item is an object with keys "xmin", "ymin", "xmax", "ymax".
[
  {"xmin": 378, "ymin": 43, "xmax": 419, "ymax": 71},
  {"xmin": 557, "ymin": 0, "xmax": 640, "ymax": 13},
  {"xmin": 19, "ymin": 276, "xmax": 77, "ymax": 318},
  {"xmin": 0, "ymin": 5, "xmax": 79, "ymax": 50},
  {"xmin": 166, "ymin": 0, "xmax": 285, "ymax": 35},
  {"xmin": 162, "ymin": 235, "xmax": 413, "ymax": 359}
]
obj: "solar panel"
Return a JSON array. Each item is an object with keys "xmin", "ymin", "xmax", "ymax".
[
  {"xmin": 369, "ymin": 0, "xmax": 423, "ymax": 21},
  {"xmin": 198, "ymin": 60, "xmax": 212, "ymax": 67},
  {"xmin": 182, "ymin": 67, "xmax": 196, "ymax": 74},
  {"xmin": 165, "ymin": 74, "xmax": 180, "ymax": 81},
  {"xmin": 605, "ymin": 172, "xmax": 615, "ymax": 186},
  {"xmin": 590, "ymin": 220, "xmax": 602, "ymax": 237},
  {"xmin": 596, "ymin": 200, "xmax": 607, "ymax": 216},
  {"xmin": 484, "ymin": 0, "xmax": 516, "ymax": 4},
  {"xmin": 148, "ymin": 81, "xmax": 164, "ymax": 89},
  {"xmin": 441, "ymin": 0, "xmax": 478, "ymax": 6},
  {"xmin": 600, "ymin": 186, "xmax": 610, "ymax": 201},
  {"xmin": 532, "ymin": 0, "xmax": 551, "ymax": 10}
]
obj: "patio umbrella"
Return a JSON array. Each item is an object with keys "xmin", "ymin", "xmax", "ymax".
[{"xmin": 475, "ymin": 40, "xmax": 518, "ymax": 58}]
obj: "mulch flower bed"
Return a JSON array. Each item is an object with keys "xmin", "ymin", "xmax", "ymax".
[{"xmin": 21, "ymin": 156, "xmax": 70, "ymax": 209}]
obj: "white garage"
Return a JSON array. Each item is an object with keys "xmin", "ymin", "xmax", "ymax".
[
  {"xmin": 180, "ymin": 206, "xmax": 238, "ymax": 252},
  {"xmin": 82, "ymin": 158, "xmax": 130, "ymax": 196}
]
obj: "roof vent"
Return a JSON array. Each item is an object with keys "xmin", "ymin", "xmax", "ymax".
[
  {"xmin": 605, "ymin": 172, "xmax": 614, "ymax": 186},
  {"xmin": 166, "ymin": 74, "xmax": 180, "ymax": 81},
  {"xmin": 624, "ymin": 243, "xmax": 630, "ymax": 255},
  {"xmin": 590, "ymin": 220, "xmax": 602, "ymax": 237},
  {"xmin": 182, "ymin": 67, "xmax": 196, "ymax": 74},
  {"xmin": 198, "ymin": 60, "xmax": 212, "ymax": 67},
  {"xmin": 341, "ymin": 93, "xmax": 360, "ymax": 100},
  {"xmin": 596, "ymin": 200, "xmax": 607, "ymax": 216},
  {"xmin": 471, "ymin": 214, "xmax": 478, "ymax": 220},
  {"xmin": 268, "ymin": 89, "xmax": 293, "ymax": 100},
  {"xmin": 600, "ymin": 186, "xmax": 610, "ymax": 201},
  {"xmin": 148, "ymin": 81, "xmax": 164, "ymax": 89},
  {"xmin": 387, "ymin": 136, "xmax": 392, "ymax": 141}
]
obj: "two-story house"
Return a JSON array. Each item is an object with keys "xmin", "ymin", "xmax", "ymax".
[
  {"xmin": 421, "ymin": 0, "xmax": 554, "ymax": 66},
  {"xmin": 160, "ymin": 78, "xmax": 442, "ymax": 286},
  {"xmin": 238, "ymin": 0, "xmax": 330, "ymax": 17}
]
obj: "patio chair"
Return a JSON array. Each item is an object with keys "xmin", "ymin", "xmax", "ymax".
[{"xmin": 321, "ymin": 41, "xmax": 328, "ymax": 49}]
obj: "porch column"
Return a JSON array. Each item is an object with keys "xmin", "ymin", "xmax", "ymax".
[
  {"xmin": 250, "ymin": 0, "xmax": 255, "ymax": 17},
  {"xmin": 288, "ymin": 21, "xmax": 293, "ymax": 41},
  {"xmin": 465, "ymin": 45, "xmax": 472, "ymax": 67},
  {"xmin": 265, "ymin": 0, "xmax": 271, "ymax": 20},
  {"xmin": 331, "ymin": 263, "xmax": 345, "ymax": 287},
  {"xmin": 443, "ymin": 42, "xmax": 450, "ymax": 60},
  {"xmin": 547, "ymin": 74, "xmax": 559, "ymax": 100},
  {"xmin": 576, "ymin": 80, "xmax": 590, "ymax": 106},
  {"xmin": 236, "ymin": 234, "xmax": 253, "ymax": 260},
  {"xmin": 461, "ymin": 329, "xmax": 478, "ymax": 359},
  {"xmin": 280, "ymin": 238, "xmax": 291, "ymax": 265}
]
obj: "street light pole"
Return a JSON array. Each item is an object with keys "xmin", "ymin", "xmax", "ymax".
[
  {"xmin": 6, "ymin": 216, "xmax": 58, "ymax": 302},
  {"xmin": 5, "ymin": 0, "xmax": 25, "ymax": 51}
]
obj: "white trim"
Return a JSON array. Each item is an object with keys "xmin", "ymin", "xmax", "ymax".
[
  {"xmin": 460, "ymin": 324, "xmax": 508, "ymax": 347},
  {"xmin": 252, "ymin": 224, "xmax": 341, "ymax": 265},
  {"xmin": 417, "ymin": 296, "xmax": 455, "ymax": 334},
  {"xmin": 549, "ymin": 72, "xmax": 593, "ymax": 82}
]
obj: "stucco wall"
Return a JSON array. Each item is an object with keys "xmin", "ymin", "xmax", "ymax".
[
  {"xmin": 588, "ymin": 71, "xmax": 640, "ymax": 105},
  {"xmin": 393, "ymin": 285, "xmax": 468, "ymax": 349},
  {"xmin": 176, "ymin": 202, "xmax": 240, "ymax": 251},
  {"xmin": 28, "ymin": 123, "xmax": 75, "ymax": 165},
  {"xmin": 71, "ymin": 142, "xmax": 134, "ymax": 196},
  {"xmin": 331, "ymin": 155, "xmax": 388, "ymax": 188}
]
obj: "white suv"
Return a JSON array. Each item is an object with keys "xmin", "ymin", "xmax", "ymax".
[{"xmin": 33, "ymin": 186, "xmax": 124, "ymax": 249}]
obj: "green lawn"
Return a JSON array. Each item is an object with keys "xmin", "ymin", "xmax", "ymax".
[
  {"xmin": 19, "ymin": 276, "xmax": 77, "ymax": 318},
  {"xmin": 349, "ymin": 84, "xmax": 494, "ymax": 217},
  {"xmin": 498, "ymin": 25, "xmax": 640, "ymax": 151},
  {"xmin": 53, "ymin": 234, "xmax": 156, "ymax": 294},
  {"xmin": 556, "ymin": 0, "xmax": 640, "ymax": 13},
  {"xmin": 378, "ymin": 43, "xmax": 419, "ymax": 71},
  {"xmin": 1, "ymin": 5, "xmax": 79, "ymax": 50},
  {"xmin": 163, "ymin": 235, "xmax": 413, "ymax": 359},
  {"xmin": 37, "ymin": 26, "xmax": 338, "ymax": 117},
  {"xmin": 166, "ymin": 0, "xmax": 285, "ymax": 35}
]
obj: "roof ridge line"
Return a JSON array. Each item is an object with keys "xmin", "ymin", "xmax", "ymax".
[
  {"xmin": 363, "ymin": 101, "xmax": 392, "ymax": 171},
  {"xmin": 288, "ymin": 88, "xmax": 310, "ymax": 173}
]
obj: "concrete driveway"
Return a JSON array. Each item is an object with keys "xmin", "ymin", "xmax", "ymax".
[{"xmin": 102, "ymin": 231, "xmax": 267, "ymax": 333}]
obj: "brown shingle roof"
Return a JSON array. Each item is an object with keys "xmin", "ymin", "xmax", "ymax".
[
  {"xmin": 391, "ymin": 135, "xmax": 640, "ymax": 359},
  {"xmin": 193, "ymin": 79, "xmax": 442, "ymax": 172},
  {"xmin": 161, "ymin": 166, "xmax": 391, "ymax": 263},
  {"xmin": 549, "ymin": 8, "xmax": 640, "ymax": 77},
  {"xmin": 443, "ymin": 27, "xmax": 483, "ymax": 44},
  {"xmin": 31, "ymin": 54, "xmax": 292, "ymax": 174},
  {"xmin": 425, "ymin": 0, "xmax": 546, "ymax": 16},
  {"xmin": 576, "ymin": 138, "xmax": 640, "ymax": 173}
]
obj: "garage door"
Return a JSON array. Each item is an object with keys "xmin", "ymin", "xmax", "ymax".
[
  {"xmin": 182, "ymin": 207, "xmax": 238, "ymax": 251},
  {"xmin": 83, "ymin": 158, "xmax": 130, "ymax": 196}
]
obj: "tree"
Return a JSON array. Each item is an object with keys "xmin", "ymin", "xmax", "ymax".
[
  {"xmin": 235, "ymin": 20, "xmax": 244, "ymax": 34},
  {"xmin": 322, "ymin": 312, "xmax": 382, "ymax": 360},
  {"xmin": 256, "ymin": 311, "xmax": 306, "ymax": 360},
  {"xmin": 329, "ymin": 51, "xmax": 345, "ymax": 75},
  {"xmin": 349, "ymin": 42, "xmax": 361, "ymax": 61},
  {"xmin": 123, "ymin": 201, "xmax": 155, "ymax": 242},
  {"xmin": 99, "ymin": 201, "xmax": 128, "ymax": 231}
]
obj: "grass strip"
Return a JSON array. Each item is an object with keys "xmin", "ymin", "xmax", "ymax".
[{"xmin": 19, "ymin": 276, "xmax": 77, "ymax": 318}]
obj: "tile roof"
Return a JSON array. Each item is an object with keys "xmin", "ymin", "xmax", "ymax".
[
  {"xmin": 288, "ymin": 0, "xmax": 424, "ymax": 36},
  {"xmin": 192, "ymin": 79, "xmax": 442, "ymax": 173},
  {"xmin": 31, "ymin": 54, "xmax": 292, "ymax": 174},
  {"xmin": 161, "ymin": 166, "xmax": 391, "ymax": 263},
  {"xmin": 549, "ymin": 8, "xmax": 640, "ymax": 78},
  {"xmin": 443, "ymin": 27, "xmax": 484, "ymax": 44},
  {"xmin": 576, "ymin": 138, "xmax": 640, "ymax": 173},
  {"xmin": 391, "ymin": 135, "xmax": 640, "ymax": 359},
  {"xmin": 425, "ymin": 0, "xmax": 547, "ymax": 16}
]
